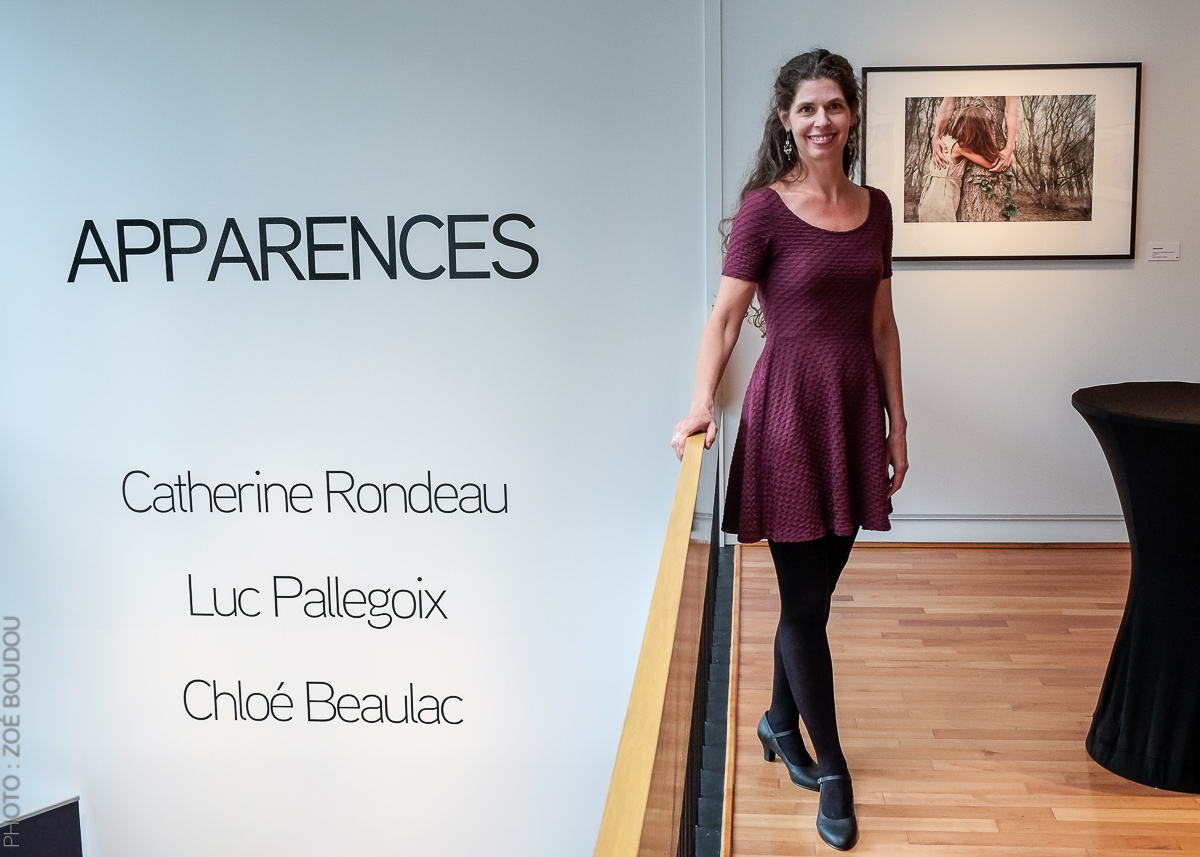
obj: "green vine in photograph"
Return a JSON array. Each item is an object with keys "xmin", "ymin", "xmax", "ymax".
[{"xmin": 967, "ymin": 170, "xmax": 1020, "ymax": 220}]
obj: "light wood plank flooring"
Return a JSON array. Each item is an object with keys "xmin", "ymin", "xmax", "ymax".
[{"xmin": 725, "ymin": 543, "xmax": 1200, "ymax": 856}]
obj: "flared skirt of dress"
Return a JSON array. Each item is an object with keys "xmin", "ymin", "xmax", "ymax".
[{"xmin": 723, "ymin": 334, "xmax": 892, "ymax": 543}]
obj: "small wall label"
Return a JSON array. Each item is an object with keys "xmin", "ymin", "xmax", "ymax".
[{"xmin": 1149, "ymin": 242, "xmax": 1180, "ymax": 261}]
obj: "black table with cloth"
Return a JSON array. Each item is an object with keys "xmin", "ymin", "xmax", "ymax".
[{"xmin": 1072, "ymin": 381, "xmax": 1200, "ymax": 793}]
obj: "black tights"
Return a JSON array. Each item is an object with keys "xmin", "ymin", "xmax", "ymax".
[{"xmin": 767, "ymin": 530, "xmax": 857, "ymax": 816}]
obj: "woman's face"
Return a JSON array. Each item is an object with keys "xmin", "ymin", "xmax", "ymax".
[{"xmin": 778, "ymin": 77, "xmax": 856, "ymax": 164}]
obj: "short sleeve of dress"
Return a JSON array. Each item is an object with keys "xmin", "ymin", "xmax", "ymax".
[
  {"xmin": 876, "ymin": 187, "xmax": 894, "ymax": 280},
  {"xmin": 722, "ymin": 189, "xmax": 775, "ymax": 283}
]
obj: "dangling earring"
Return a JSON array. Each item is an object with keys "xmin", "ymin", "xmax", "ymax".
[{"xmin": 783, "ymin": 130, "xmax": 793, "ymax": 157}]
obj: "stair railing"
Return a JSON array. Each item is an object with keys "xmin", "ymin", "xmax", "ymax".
[{"xmin": 594, "ymin": 434, "xmax": 721, "ymax": 857}]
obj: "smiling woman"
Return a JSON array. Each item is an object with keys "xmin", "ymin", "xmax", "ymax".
[{"xmin": 671, "ymin": 48, "xmax": 907, "ymax": 852}]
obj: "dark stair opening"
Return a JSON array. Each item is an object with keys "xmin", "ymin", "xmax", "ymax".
[{"xmin": 693, "ymin": 545, "xmax": 734, "ymax": 857}]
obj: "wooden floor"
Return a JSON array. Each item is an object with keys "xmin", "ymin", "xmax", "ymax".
[{"xmin": 724, "ymin": 543, "xmax": 1200, "ymax": 856}]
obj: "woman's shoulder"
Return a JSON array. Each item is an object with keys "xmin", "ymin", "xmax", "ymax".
[
  {"xmin": 731, "ymin": 186, "xmax": 782, "ymax": 232},
  {"xmin": 739, "ymin": 186, "xmax": 780, "ymax": 213},
  {"xmin": 863, "ymin": 185, "xmax": 894, "ymax": 217},
  {"xmin": 723, "ymin": 187, "xmax": 781, "ymax": 279}
]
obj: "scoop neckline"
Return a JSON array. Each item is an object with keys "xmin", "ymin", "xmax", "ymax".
[{"xmin": 766, "ymin": 185, "xmax": 873, "ymax": 234}]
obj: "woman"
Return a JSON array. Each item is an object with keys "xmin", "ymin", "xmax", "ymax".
[{"xmin": 671, "ymin": 49, "xmax": 907, "ymax": 851}]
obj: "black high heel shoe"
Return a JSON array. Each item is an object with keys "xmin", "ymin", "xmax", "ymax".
[
  {"xmin": 815, "ymin": 774, "xmax": 858, "ymax": 851},
  {"xmin": 756, "ymin": 712, "xmax": 819, "ymax": 791}
]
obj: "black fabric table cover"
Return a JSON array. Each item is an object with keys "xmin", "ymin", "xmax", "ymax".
[{"xmin": 1072, "ymin": 381, "xmax": 1200, "ymax": 793}]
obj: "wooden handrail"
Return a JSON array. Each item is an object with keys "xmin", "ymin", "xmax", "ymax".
[{"xmin": 594, "ymin": 433, "xmax": 718, "ymax": 857}]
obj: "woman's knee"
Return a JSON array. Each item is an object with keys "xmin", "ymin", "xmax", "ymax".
[{"xmin": 777, "ymin": 588, "xmax": 833, "ymax": 626}]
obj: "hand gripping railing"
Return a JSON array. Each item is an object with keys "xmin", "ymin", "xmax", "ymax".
[{"xmin": 594, "ymin": 433, "xmax": 721, "ymax": 857}]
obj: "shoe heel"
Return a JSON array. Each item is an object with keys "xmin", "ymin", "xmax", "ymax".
[{"xmin": 763, "ymin": 746, "xmax": 775, "ymax": 762}]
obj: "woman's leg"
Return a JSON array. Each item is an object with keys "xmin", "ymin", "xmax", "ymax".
[
  {"xmin": 765, "ymin": 634, "xmax": 812, "ymax": 765},
  {"xmin": 767, "ymin": 530, "xmax": 857, "ymax": 817}
]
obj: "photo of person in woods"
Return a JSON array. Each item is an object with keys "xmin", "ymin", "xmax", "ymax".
[
  {"xmin": 917, "ymin": 104, "xmax": 1003, "ymax": 222},
  {"xmin": 904, "ymin": 93, "xmax": 1096, "ymax": 223}
]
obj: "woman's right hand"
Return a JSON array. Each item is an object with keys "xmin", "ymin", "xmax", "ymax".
[{"xmin": 671, "ymin": 407, "xmax": 718, "ymax": 460}]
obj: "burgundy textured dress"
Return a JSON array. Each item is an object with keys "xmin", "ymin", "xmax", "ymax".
[{"xmin": 722, "ymin": 186, "xmax": 894, "ymax": 543}]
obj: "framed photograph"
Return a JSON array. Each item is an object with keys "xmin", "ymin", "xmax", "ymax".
[{"xmin": 862, "ymin": 63, "xmax": 1141, "ymax": 261}]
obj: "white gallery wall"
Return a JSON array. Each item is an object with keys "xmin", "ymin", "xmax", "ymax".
[
  {"xmin": 717, "ymin": 0, "xmax": 1200, "ymax": 542},
  {"xmin": 2, "ymin": 0, "xmax": 1198, "ymax": 854},
  {"xmin": 0, "ymin": 1, "xmax": 705, "ymax": 854}
]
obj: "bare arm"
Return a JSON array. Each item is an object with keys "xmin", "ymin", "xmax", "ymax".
[
  {"xmin": 671, "ymin": 275, "xmax": 757, "ymax": 460},
  {"xmin": 952, "ymin": 141, "xmax": 999, "ymax": 171},
  {"xmin": 872, "ymin": 277, "xmax": 908, "ymax": 496},
  {"xmin": 992, "ymin": 96, "xmax": 1019, "ymax": 171},
  {"xmin": 930, "ymin": 97, "xmax": 955, "ymax": 169}
]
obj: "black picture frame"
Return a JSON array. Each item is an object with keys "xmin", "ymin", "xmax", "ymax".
[{"xmin": 862, "ymin": 63, "xmax": 1141, "ymax": 261}]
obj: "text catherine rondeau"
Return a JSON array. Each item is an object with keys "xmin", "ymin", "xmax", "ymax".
[{"xmin": 122, "ymin": 470, "xmax": 508, "ymax": 515}]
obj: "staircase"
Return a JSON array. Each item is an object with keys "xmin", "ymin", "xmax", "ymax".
[{"xmin": 694, "ymin": 545, "xmax": 733, "ymax": 856}]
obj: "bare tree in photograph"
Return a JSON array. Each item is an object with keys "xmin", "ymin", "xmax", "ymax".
[
  {"xmin": 1014, "ymin": 94, "xmax": 1096, "ymax": 219},
  {"xmin": 903, "ymin": 97, "xmax": 938, "ymax": 218}
]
